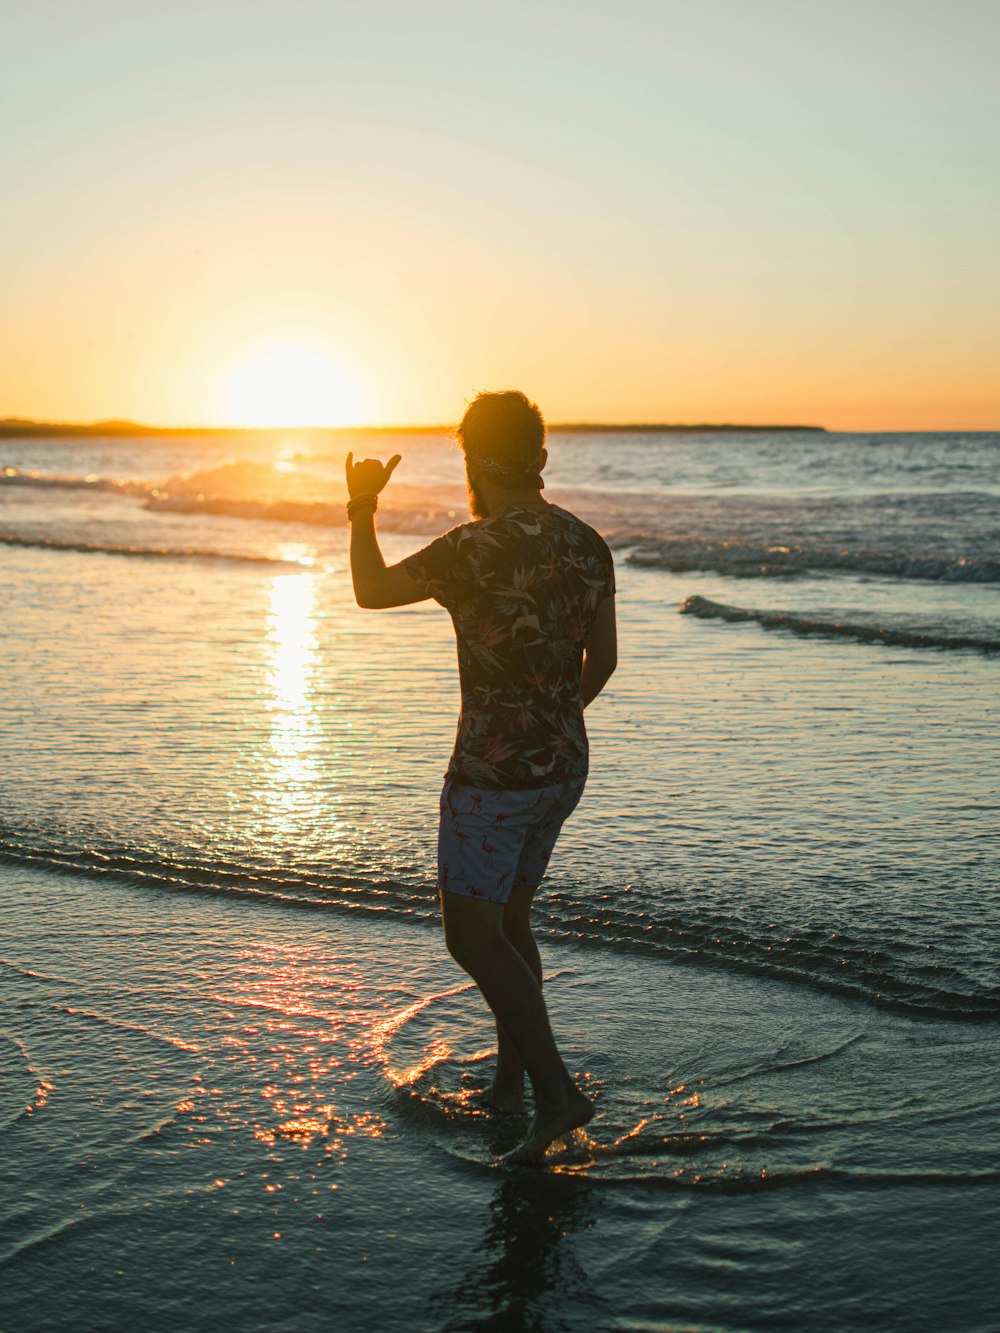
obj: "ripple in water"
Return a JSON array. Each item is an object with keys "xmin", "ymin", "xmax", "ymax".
[{"xmin": 371, "ymin": 966, "xmax": 999, "ymax": 1190}]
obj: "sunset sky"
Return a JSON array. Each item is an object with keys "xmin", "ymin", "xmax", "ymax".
[{"xmin": 3, "ymin": 0, "xmax": 998, "ymax": 431}]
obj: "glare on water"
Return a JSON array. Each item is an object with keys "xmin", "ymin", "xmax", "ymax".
[{"xmin": 265, "ymin": 572, "xmax": 322, "ymax": 806}]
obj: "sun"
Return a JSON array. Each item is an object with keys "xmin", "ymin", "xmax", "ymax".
[{"xmin": 220, "ymin": 345, "xmax": 362, "ymax": 428}]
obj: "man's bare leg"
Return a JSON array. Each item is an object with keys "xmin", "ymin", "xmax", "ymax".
[
  {"xmin": 441, "ymin": 890, "xmax": 593, "ymax": 1163},
  {"xmin": 489, "ymin": 885, "xmax": 544, "ymax": 1114}
]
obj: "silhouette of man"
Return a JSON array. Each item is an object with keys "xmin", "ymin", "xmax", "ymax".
[{"xmin": 346, "ymin": 390, "xmax": 617, "ymax": 1163}]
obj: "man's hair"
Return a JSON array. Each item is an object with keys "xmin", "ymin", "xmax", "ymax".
[{"xmin": 456, "ymin": 391, "xmax": 546, "ymax": 473}]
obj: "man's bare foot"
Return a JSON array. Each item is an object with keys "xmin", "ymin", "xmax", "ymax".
[
  {"xmin": 502, "ymin": 1089, "xmax": 594, "ymax": 1165},
  {"xmin": 470, "ymin": 1083, "xmax": 527, "ymax": 1117}
]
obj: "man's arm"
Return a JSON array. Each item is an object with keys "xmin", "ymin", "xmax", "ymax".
[
  {"xmin": 346, "ymin": 451, "xmax": 429, "ymax": 609},
  {"xmin": 581, "ymin": 595, "xmax": 617, "ymax": 707},
  {"xmin": 350, "ymin": 507, "xmax": 428, "ymax": 608}
]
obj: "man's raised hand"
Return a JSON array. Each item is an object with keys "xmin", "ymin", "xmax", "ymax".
[{"xmin": 345, "ymin": 452, "xmax": 402, "ymax": 498}]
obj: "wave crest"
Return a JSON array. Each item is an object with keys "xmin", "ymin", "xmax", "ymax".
[
  {"xmin": 678, "ymin": 594, "xmax": 1000, "ymax": 654},
  {"xmin": 629, "ymin": 538, "xmax": 1000, "ymax": 582},
  {"xmin": 0, "ymin": 532, "xmax": 305, "ymax": 566},
  {"xmin": 1, "ymin": 467, "xmax": 144, "ymax": 494}
]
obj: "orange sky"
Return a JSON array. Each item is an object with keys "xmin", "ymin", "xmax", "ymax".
[{"xmin": 2, "ymin": 2, "xmax": 998, "ymax": 432}]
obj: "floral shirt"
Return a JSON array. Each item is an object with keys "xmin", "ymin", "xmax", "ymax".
[{"xmin": 402, "ymin": 504, "xmax": 615, "ymax": 790}]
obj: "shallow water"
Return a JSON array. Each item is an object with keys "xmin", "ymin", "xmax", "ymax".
[
  {"xmin": 3, "ymin": 866, "xmax": 998, "ymax": 1332},
  {"xmin": 1, "ymin": 531, "xmax": 995, "ymax": 1015},
  {"xmin": 2, "ymin": 427, "xmax": 999, "ymax": 1328}
]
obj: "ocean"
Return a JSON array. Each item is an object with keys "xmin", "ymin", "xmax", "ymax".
[{"xmin": 1, "ymin": 427, "xmax": 998, "ymax": 1331}]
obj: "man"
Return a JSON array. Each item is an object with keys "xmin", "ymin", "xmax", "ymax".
[{"xmin": 346, "ymin": 390, "xmax": 617, "ymax": 1164}]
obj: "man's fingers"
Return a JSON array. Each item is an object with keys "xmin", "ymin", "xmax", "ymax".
[{"xmin": 345, "ymin": 452, "xmax": 397, "ymax": 497}]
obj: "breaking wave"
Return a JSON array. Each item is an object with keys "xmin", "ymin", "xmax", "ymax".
[
  {"xmin": 0, "ymin": 467, "xmax": 148, "ymax": 495},
  {"xmin": 629, "ymin": 538, "xmax": 1000, "ymax": 582},
  {"xmin": 7, "ymin": 465, "xmax": 999, "ymax": 573},
  {"xmin": 0, "ymin": 462, "xmax": 458, "ymax": 535},
  {"xmin": 679, "ymin": 594, "xmax": 1000, "ymax": 654},
  {"xmin": 141, "ymin": 492, "xmax": 457, "ymax": 534},
  {"xmin": 0, "ymin": 532, "xmax": 306, "ymax": 566}
]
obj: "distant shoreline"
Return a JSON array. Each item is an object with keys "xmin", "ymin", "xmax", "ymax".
[{"xmin": 0, "ymin": 417, "xmax": 827, "ymax": 438}]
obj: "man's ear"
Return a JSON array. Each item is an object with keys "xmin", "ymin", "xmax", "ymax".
[{"xmin": 539, "ymin": 447, "xmax": 548, "ymax": 472}]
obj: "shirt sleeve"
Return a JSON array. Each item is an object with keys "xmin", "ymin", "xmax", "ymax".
[
  {"xmin": 401, "ymin": 526, "xmax": 469, "ymax": 610},
  {"xmin": 594, "ymin": 533, "xmax": 616, "ymax": 599}
]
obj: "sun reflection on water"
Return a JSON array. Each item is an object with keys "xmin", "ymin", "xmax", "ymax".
[
  {"xmin": 268, "ymin": 572, "xmax": 318, "ymax": 714},
  {"xmin": 264, "ymin": 572, "xmax": 322, "ymax": 818},
  {"xmin": 212, "ymin": 943, "xmax": 387, "ymax": 1155}
]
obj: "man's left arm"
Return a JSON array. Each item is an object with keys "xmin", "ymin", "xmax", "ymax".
[
  {"xmin": 346, "ymin": 453, "xmax": 429, "ymax": 609},
  {"xmin": 581, "ymin": 594, "xmax": 617, "ymax": 707}
]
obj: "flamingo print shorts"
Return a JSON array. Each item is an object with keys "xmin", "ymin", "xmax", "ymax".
[{"xmin": 438, "ymin": 779, "xmax": 586, "ymax": 905}]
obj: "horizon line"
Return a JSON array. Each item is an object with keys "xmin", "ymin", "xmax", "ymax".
[{"xmin": 1, "ymin": 414, "xmax": 830, "ymax": 437}]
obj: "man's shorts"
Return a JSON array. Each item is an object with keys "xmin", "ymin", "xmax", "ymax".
[{"xmin": 438, "ymin": 778, "xmax": 585, "ymax": 905}]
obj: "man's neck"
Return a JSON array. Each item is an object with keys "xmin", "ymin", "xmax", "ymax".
[{"xmin": 478, "ymin": 483, "xmax": 549, "ymax": 517}]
